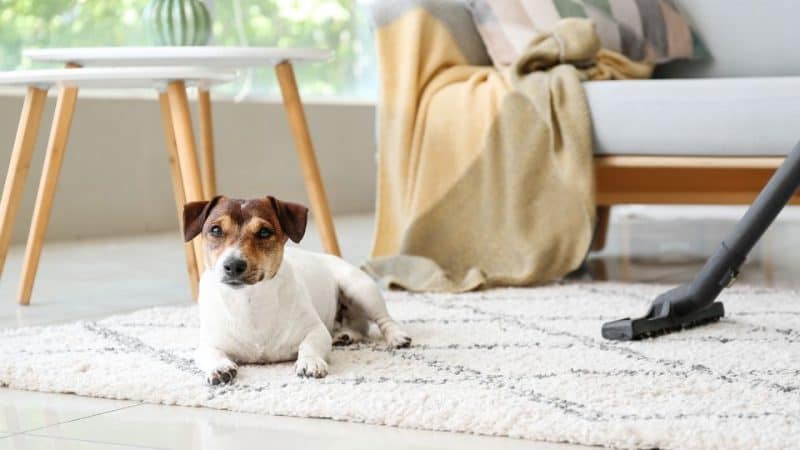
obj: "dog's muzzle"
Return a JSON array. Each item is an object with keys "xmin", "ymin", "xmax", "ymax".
[{"xmin": 221, "ymin": 257, "xmax": 249, "ymax": 287}]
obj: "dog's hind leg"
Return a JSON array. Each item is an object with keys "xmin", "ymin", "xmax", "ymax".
[
  {"xmin": 336, "ymin": 267, "xmax": 411, "ymax": 348},
  {"xmin": 332, "ymin": 310, "xmax": 369, "ymax": 346}
]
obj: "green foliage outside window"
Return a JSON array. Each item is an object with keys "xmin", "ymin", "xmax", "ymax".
[{"xmin": 0, "ymin": 0, "xmax": 376, "ymax": 98}]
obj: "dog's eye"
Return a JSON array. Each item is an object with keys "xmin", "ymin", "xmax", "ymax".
[
  {"xmin": 209, "ymin": 225, "xmax": 223, "ymax": 237},
  {"xmin": 258, "ymin": 227, "xmax": 273, "ymax": 239}
]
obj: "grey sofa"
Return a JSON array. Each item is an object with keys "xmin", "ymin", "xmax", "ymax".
[{"xmin": 381, "ymin": 0, "xmax": 800, "ymax": 249}]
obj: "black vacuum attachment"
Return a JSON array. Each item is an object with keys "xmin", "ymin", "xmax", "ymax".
[{"xmin": 602, "ymin": 140, "xmax": 800, "ymax": 341}]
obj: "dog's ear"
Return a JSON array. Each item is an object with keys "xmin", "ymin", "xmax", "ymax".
[
  {"xmin": 183, "ymin": 196, "xmax": 223, "ymax": 242},
  {"xmin": 268, "ymin": 196, "xmax": 308, "ymax": 243}
]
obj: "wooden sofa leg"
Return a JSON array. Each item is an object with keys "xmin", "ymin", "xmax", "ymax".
[{"xmin": 592, "ymin": 206, "xmax": 611, "ymax": 252}]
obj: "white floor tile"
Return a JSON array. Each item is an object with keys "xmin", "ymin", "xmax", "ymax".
[
  {"xmin": 300, "ymin": 213, "xmax": 376, "ymax": 264},
  {"xmin": 0, "ymin": 304, "xmax": 99, "ymax": 329},
  {"xmin": 0, "ymin": 434, "xmax": 157, "ymax": 450},
  {"xmin": 29, "ymin": 403, "xmax": 584, "ymax": 450},
  {"xmin": 0, "ymin": 390, "xmax": 136, "ymax": 434},
  {"xmin": 0, "ymin": 233, "xmax": 194, "ymax": 316}
]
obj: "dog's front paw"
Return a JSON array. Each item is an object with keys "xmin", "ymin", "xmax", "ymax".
[
  {"xmin": 385, "ymin": 328, "xmax": 412, "ymax": 349},
  {"xmin": 206, "ymin": 362, "xmax": 238, "ymax": 386},
  {"xmin": 295, "ymin": 356, "xmax": 328, "ymax": 378}
]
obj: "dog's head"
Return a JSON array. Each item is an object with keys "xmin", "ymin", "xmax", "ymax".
[{"xmin": 183, "ymin": 196, "xmax": 308, "ymax": 288}]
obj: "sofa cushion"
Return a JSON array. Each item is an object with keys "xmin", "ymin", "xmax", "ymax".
[
  {"xmin": 586, "ymin": 77, "xmax": 800, "ymax": 156},
  {"xmin": 469, "ymin": 0, "xmax": 707, "ymax": 67}
]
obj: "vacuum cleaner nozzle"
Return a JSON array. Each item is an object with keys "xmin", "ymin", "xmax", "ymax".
[
  {"xmin": 601, "ymin": 285, "xmax": 725, "ymax": 341},
  {"xmin": 601, "ymin": 139, "xmax": 800, "ymax": 341}
]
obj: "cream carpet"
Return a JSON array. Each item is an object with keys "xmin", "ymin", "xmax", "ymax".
[{"xmin": 1, "ymin": 283, "xmax": 798, "ymax": 449}]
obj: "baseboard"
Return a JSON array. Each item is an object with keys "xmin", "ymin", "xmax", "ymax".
[{"xmin": 0, "ymin": 93, "xmax": 378, "ymax": 243}]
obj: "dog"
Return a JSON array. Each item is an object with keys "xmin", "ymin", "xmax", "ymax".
[{"xmin": 183, "ymin": 195, "xmax": 411, "ymax": 384}]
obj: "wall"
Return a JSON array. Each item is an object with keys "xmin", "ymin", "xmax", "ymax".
[{"xmin": 0, "ymin": 91, "xmax": 378, "ymax": 243}]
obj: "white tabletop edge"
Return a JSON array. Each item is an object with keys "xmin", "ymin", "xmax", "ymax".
[
  {"xmin": 0, "ymin": 66, "xmax": 237, "ymax": 88},
  {"xmin": 23, "ymin": 46, "xmax": 333, "ymax": 68}
]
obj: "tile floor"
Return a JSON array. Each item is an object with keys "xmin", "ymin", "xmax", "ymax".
[{"xmin": 1, "ymin": 206, "xmax": 799, "ymax": 449}]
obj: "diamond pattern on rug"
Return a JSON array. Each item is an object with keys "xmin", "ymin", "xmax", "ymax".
[{"xmin": 1, "ymin": 282, "xmax": 799, "ymax": 449}]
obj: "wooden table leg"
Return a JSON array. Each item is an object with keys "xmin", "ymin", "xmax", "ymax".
[
  {"xmin": 17, "ymin": 85, "xmax": 79, "ymax": 305},
  {"xmin": 275, "ymin": 61, "xmax": 341, "ymax": 256},
  {"xmin": 159, "ymin": 92, "xmax": 200, "ymax": 299},
  {"xmin": 198, "ymin": 88, "xmax": 217, "ymax": 199},
  {"xmin": 0, "ymin": 87, "xmax": 48, "ymax": 279},
  {"xmin": 167, "ymin": 81, "xmax": 206, "ymax": 278},
  {"xmin": 592, "ymin": 206, "xmax": 611, "ymax": 252}
]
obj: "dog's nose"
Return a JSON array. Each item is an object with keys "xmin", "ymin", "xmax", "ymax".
[{"xmin": 223, "ymin": 258, "xmax": 248, "ymax": 278}]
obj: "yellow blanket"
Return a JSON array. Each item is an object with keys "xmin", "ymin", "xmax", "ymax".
[{"xmin": 365, "ymin": 14, "xmax": 652, "ymax": 292}]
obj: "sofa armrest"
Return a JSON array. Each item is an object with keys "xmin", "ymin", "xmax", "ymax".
[{"xmin": 370, "ymin": 0, "xmax": 491, "ymax": 66}]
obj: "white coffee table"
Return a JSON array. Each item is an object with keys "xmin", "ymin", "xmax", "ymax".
[
  {"xmin": 0, "ymin": 67, "xmax": 236, "ymax": 304},
  {"xmin": 24, "ymin": 46, "xmax": 342, "ymax": 268}
]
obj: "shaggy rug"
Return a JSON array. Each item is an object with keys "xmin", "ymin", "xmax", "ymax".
[{"xmin": 1, "ymin": 282, "xmax": 799, "ymax": 449}]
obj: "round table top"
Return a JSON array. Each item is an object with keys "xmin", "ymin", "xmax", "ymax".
[
  {"xmin": 24, "ymin": 46, "xmax": 332, "ymax": 68},
  {"xmin": 0, "ymin": 66, "xmax": 236, "ymax": 89}
]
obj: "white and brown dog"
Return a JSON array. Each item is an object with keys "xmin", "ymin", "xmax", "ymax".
[{"xmin": 183, "ymin": 195, "xmax": 410, "ymax": 385}]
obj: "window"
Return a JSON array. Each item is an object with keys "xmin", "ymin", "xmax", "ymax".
[{"xmin": 0, "ymin": 0, "xmax": 377, "ymax": 99}]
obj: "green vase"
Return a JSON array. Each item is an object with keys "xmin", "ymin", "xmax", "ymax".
[{"xmin": 143, "ymin": 0, "xmax": 212, "ymax": 46}]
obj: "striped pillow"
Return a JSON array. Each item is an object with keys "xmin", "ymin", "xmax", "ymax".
[{"xmin": 468, "ymin": 0, "xmax": 708, "ymax": 66}]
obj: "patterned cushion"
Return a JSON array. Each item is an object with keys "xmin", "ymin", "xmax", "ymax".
[{"xmin": 468, "ymin": 0, "xmax": 708, "ymax": 66}]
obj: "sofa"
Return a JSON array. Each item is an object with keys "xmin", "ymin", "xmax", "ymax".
[{"xmin": 376, "ymin": 0, "xmax": 800, "ymax": 251}]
